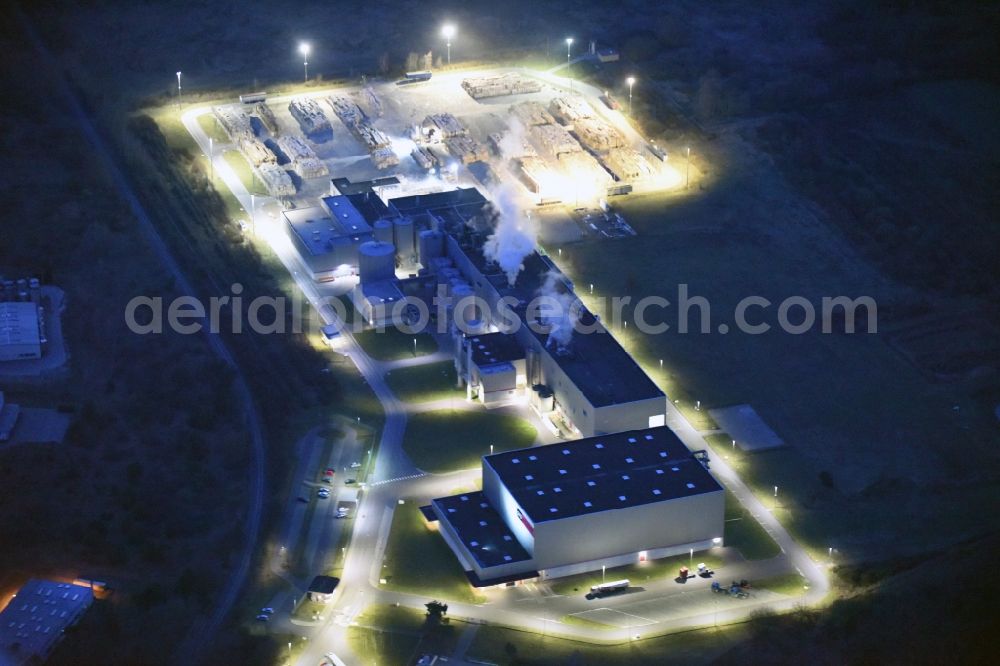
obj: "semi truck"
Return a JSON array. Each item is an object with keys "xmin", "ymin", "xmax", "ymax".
[{"xmin": 588, "ymin": 579, "xmax": 630, "ymax": 598}]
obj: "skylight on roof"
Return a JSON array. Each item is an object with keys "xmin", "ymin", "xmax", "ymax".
[
  {"xmin": 625, "ymin": 457, "xmax": 634, "ymax": 463},
  {"xmin": 653, "ymin": 489, "xmax": 662, "ymax": 495},
  {"xmin": 460, "ymin": 495, "xmax": 469, "ymax": 501},
  {"xmin": 470, "ymin": 540, "xmax": 479, "ymax": 547},
  {"xmin": 562, "ymin": 449, "xmax": 571, "ymax": 455},
  {"xmin": 671, "ymin": 466, "xmax": 680, "ymax": 472},
  {"xmin": 622, "ymin": 474, "xmax": 630, "ymax": 481},
  {"xmin": 528, "ymin": 455, "xmax": 537, "ymax": 461},
  {"xmin": 645, "ymin": 434, "xmax": 654, "ymax": 440},
  {"xmin": 554, "ymin": 487, "xmax": 562, "ymax": 493},
  {"xmin": 592, "ymin": 463, "xmax": 601, "ymax": 470},
  {"xmin": 628, "ymin": 437, "xmax": 637, "ymax": 443},
  {"xmin": 479, "ymin": 520, "xmax": 488, "ymax": 526},
  {"xmin": 525, "ymin": 474, "xmax": 534, "ymax": 481},
  {"xmin": 504, "ymin": 555, "xmax": 513, "ymax": 561},
  {"xmin": 512, "ymin": 458, "xmax": 520, "ymax": 464},
  {"xmin": 686, "ymin": 482, "xmax": 696, "ymax": 489},
  {"xmin": 536, "ymin": 490, "xmax": 545, "ymax": 496},
  {"xmin": 549, "ymin": 507, "xmax": 558, "ymax": 513},
  {"xmin": 655, "ymin": 469, "xmax": 664, "ymax": 475},
  {"xmin": 587, "ymin": 480, "xmax": 596, "ymax": 487},
  {"xmin": 618, "ymin": 495, "xmax": 627, "ymax": 501},
  {"xmin": 503, "ymin": 535, "xmax": 512, "ymax": 541},
  {"xmin": 584, "ymin": 501, "xmax": 592, "ymax": 507},
  {"xmin": 559, "ymin": 469, "xmax": 567, "ymax": 475},
  {"xmin": 659, "ymin": 451, "xmax": 668, "ymax": 458},
  {"xmin": 595, "ymin": 443, "xmax": 605, "ymax": 449}
]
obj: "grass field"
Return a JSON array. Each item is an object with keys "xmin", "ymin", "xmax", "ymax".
[
  {"xmin": 381, "ymin": 502, "xmax": 486, "ymax": 604},
  {"xmin": 723, "ymin": 491, "xmax": 781, "ymax": 561},
  {"xmin": 466, "ymin": 619, "xmax": 749, "ymax": 665},
  {"xmin": 385, "ymin": 361, "xmax": 463, "ymax": 404},
  {"xmin": 222, "ymin": 150, "xmax": 258, "ymax": 192},
  {"xmin": 753, "ymin": 572, "xmax": 810, "ymax": 596},
  {"xmin": 197, "ymin": 113, "xmax": 229, "ymax": 142},
  {"xmin": 403, "ymin": 409, "xmax": 538, "ymax": 473},
  {"xmin": 348, "ymin": 605, "xmax": 460, "ymax": 666},
  {"xmin": 355, "ymin": 328, "xmax": 439, "ymax": 361}
]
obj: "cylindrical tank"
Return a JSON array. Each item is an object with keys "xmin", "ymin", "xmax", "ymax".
[
  {"xmin": 16, "ymin": 278, "xmax": 28, "ymax": 302},
  {"xmin": 358, "ymin": 241, "xmax": 396, "ymax": 283},
  {"xmin": 418, "ymin": 229, "xmax": 444, "ymax": 267},
  {"xmin": 373, "ymin": 219, "xmax": 394, "ymax": 245},
  {"xmin": 29, "ymin": 278, "xmax": 41, "ymax": 305},
  {"xmin": 393, "ymin": 217, "xmax": 416, "ymax": 264},
  {"xmin": 440, "ymin": 267, "xmax": 461, "ymax": 284}
]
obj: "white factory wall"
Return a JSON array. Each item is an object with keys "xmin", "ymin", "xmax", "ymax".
[
  {"xmin": 0, "ymin": 343, "xmax": 41, "ymax": 362},
  {"xmin": 529, "ymin": 489, "xmax": 725, "ymax": 572},
  {"xmin": 482, "ymin": 462, "xmax": 536, "ymax": 557}
]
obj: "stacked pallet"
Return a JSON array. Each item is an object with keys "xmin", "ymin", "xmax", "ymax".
[
  {"xmin": 557, "ymin": 151, "xmax": 612, "ymax": 189},
  {"xmin": 371, "ymin": 146, "xmax": 399, "ymax": 170},
  {"xmin": 288, "ymin": 97, "xmax": 331, "ymax": 135},
  {"xmin": 461, "ymin": 74, "xmax": 542, "ymax": 100},
  {"xmin": 277, "ymin": 135, "xmax": 328, "ymax": 179},
  {"xmin": 422, "ymin": 113, "xmax": 466, "ymax": 140},
  {"xmin": 548, "ymin": 96, "xmax": 594, "ymax": 124},
  {"xmin": 572, "ymin": 116, "xmax": 626, "ymax": 154},
  {"xmin": 362, "ymin": 87, "xmax": 383, "ymax": 118},
  {"xmin": 328, "ymin": 95, "xmax": 367, "ymax": 129},
  {"xmin": 411, "ymin": 146, "xmax": 436, "ymax": 170},
  {"xmin": 239, "ymin": 136, "xmax": 276, "ymax": 167},
  {"xmin": 257, "ymin": 163, "xmax": 295, "ymax": 197},
  {"xmin": 213, "ymin": 106, "xmax": 253, "ymax": 142},
  {"xmin": 602, "ymin": 148, "xmax": 656, "ymax": 181},
  {"xmin": 445, "ymin": 135, "xmax": 490, "ymax": 165},
  {"xmin": 251, "ymin": 102, "xmax": 279, "ymax": 135},
  {"xmin": 529, "ymin": 123, "xmax": 581, "ymax": 159},
  {"xmin": 516, "ymin": 156, "xmax": 550, "ymax": 194},
  {"xmin": 356, "ymin": 124, "xmax": 391, "ymax": 150},
  {"xmin": 509, "ymin": 101, "xmax": 555, "ymax": 127}
]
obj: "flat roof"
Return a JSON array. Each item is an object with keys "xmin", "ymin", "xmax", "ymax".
[
  {"xmin": 320, "ymin": 195, "xmax": 374, "ymax": 235},
  {"xmin": 467, "ymin": 332, "xmax": 525, "ymax": 367},
  {"xmin": 457, "ymin": 246, "xmax": 663, "ymax": 407},
  {"xmin": 331, "ymin": 176, "xmax": 400, "ymax": 196},
  {"xmin": 0, "ymin": 579, "xmax": 93, "ymax": 663},
  {"xmin": 388, "ymin": 187, "xmax": 489, "ymax": 219},
  {"xmin": 0, "ymin": 302, "xmax": 39, "ymax": 347},
  {"xmin": 360, "ymin": 280, "xmax": 405, "ymax": 307},
  {"xmin": 484, "ymin": 426, "xmax": 722, "ymax": 523},
  {"xmin": 432, "ymin": 491, "xmax": 532, "ymax": 570},
  {"xmin": 284, "ymin": 204, "xmax": 372, "ymax": 257}
]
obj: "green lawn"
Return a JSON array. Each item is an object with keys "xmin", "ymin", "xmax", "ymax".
[
  {"xmin": 403, "ymin": 409, "xmax": 537, "ymax": 473},
  {"xmin": 197, "ymin": 113, "xmax": 230, "ymax": 142},
  {"xmin": 466, "ymin": 620, "xmax": 750, "ymax": 666},
  {"xmin": 386, "ymin": 361, "xmax": 463, "ymax": 404},
  {"xmin": 723, "ymin": 491, "xmax": 782, "ymax": 561},
  {"xmin": 355, "ymin": 327, "xmax": 438, "ymax": 361},
  {"xmin": 382, "ymin": 502, "xmax": 486, "ymax": 604},
  {"xmin": 348, "ymin": 604, "xmax": 460, "ymax": 665},
  {"xmin": 222, "ymin": 150, "xmax": 260, "ymax": 192},
  {"xmin": 753, "ymin": 572, "xmax": 810, "ymax": 596},
  {"xmin": 548, "ymin": 552, "xmax": 725, "ymax": 596}
]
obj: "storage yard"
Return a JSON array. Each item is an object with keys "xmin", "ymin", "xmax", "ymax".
[{"xmin": 197, "ymin": 68, "xmax": 684, "ymax": 217}]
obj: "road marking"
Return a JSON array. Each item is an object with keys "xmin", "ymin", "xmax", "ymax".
[{"xmin": 369, "ymin": 472, "xmax": 427, "ymax": 487}]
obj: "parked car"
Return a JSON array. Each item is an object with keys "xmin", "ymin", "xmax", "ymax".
[
  {"xmin": 350, "ymin": 462, "xmax": 362, "ymax": 469},
  {"xmin": 255, "ymin": 614, "xmax": 270, "ymax": 622},
  {"xmin": 317, "ymin": 489, "xmax": 330, "ymax": 499},
  {"xmin": 345, "ymin": 479, "xmax": 356, "ymax": 485},
  {"xmin": 260, "ymin": 607, "xmax": 275, "ymax": 614}
]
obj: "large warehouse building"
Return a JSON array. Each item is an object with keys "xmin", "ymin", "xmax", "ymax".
[{"xmin": 428, "ymin": 426, "xmax": 725, "ymax": 585}]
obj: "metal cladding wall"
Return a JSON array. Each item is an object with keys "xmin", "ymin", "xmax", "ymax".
[
  {"xmin": 373, "ymin": 219, "xmax": 394, "ymax": 245},
  {"xmin": 358, "ymin": 241, "xmax": 396, "ymax": 283},
  {"xmin": 530, "ymin": 489, "xmax": 725, "ymax": 572},
  {"xmin": 418, "ymin": 229, "xmax": 445, "ymax": 267},
  {"xmin": 482, "ymin": 463, "xmax": 536, "ymax": 556},
  {"xmin": 393, "ymin": 217, "xmax": 416, "ymax": 265}
]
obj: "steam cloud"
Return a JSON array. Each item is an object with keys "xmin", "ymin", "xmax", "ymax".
[
  {"xmin": 538, "ymin": 271, "xmax": 579, "ymax": 349},
  {"xmin": 482, "ymin": 186, "xmax": 536, "ymax": 287}
]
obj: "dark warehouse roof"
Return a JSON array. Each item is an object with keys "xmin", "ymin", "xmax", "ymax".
[
  {"xmin": 484, "ymin": 426, "xmax": 722, "ymax": 523},
  {"xmin": 432, "ymin": 491, "xmax": 532, "ymax": 570}
]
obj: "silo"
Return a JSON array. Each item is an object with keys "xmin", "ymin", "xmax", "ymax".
[
  {"xmin": 393, "ymin": 217, "xmax": 416, "ymax": 265},
  {"xmin": 418, "ymin": 229, "xmax": 444, "ymax": 267},
  {"xmin": 373, "ymin": 219, "xmax": 394, "ymax": 245},
  {"xmin": 358, "ymin": 241, "xmax": 396, "ymax": 284},
  {"xmin": 451, "ymin": 281, "xmax": 478, "ymax": 325}
]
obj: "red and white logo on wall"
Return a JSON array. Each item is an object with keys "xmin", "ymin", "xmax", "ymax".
[{"xmin": 516, "ymin": 508, "xmax": 534, "ymax": 535}]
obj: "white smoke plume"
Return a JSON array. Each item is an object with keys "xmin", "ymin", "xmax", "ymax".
[
  {"xmin": 538, "ymin": 271, "xmax": 579, "ymax": 349},
  {"xmin": 497, "ymin": 117, "xmax": 531, "ymax": 160},
  {"xmin": 482, "ymin": 185, "xmax": 536, "ymax": 287}
]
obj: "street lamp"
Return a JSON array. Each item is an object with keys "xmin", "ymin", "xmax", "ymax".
[
  {"xmin": 685, "ymin": 146, "xmax": 691, "ymax": 189},
  {"xmin": 299, "ymin": 42, "xmax": 311, "ymax": 83},
  {"xmin": 208, "ymin": 137, "xmax": 214, "ymax": 182},
  {"xmin": 565, "ymin": 37, "xmax": 573, "ymax": 64},
  {"xmin": 175, "ymin": 71, "xmax": 182, "ymax": 109},
  {"xmin": 442, "ymin": 24, "xmax": 456, "ymax": 65},
  {"xmin": 626, "ymin": 76, "xmax": 636, "ymax": 115}
]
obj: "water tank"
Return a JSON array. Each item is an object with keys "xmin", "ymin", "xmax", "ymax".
[
  {"xmin": 373, "ymin": 219, "xmax": 394, "ymax": 245},
  {"xmin": 393, "ymin": 217, "xmax": 416, "ymax": 265},
  {"xmin": 440, "ymin": 267, "xmax": 461, "ymax": 284},
  {"xmin": 418, "ymin": 229, "xmax": 444, "ymax": 267},
  {"xmin": 358, "ymin": 241, "xmax": 396, "ymax": 284}
]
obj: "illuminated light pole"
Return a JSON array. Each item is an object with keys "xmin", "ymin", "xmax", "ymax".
[
  {"xmin": 442, "ymin": 24, "xmax": 456, "ymax": 66},
  {"xmin": 626, "ymin": 76, "xmax": 635, "ymax": 115},
  {"xmin": 774, "ymin": 485, "xmax": 779, "ymax": 498},
  {"xmin": 602, "ymin": 564, "xmax": 606, "ymax": 584},
  {"xmin": 413, "ymin": 337, "xmax": 417, "ymax": 356},
  {"xmin": 208, "ymin": 137, "xmax": 214, "ymax": 182},
  {"xmin": 685, "ymin": 146, "xmax": 691, "ymax": 189},
  {"xmin": 565, "ymin": 37, "xmax": 573, "ymax": 64},
  {"xmin": 490, "ymin": 444, "xmax": 494, "ymax": 455},
  {"xmin": 299, "ymin": 42, "xmax": 311, "ymax": 83},
  {"xmin": 175, "ymin": 71, "xmax": 182, "ymax": 109}
]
